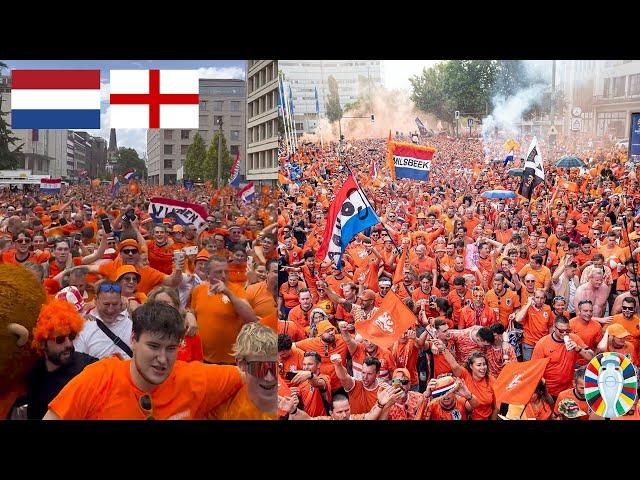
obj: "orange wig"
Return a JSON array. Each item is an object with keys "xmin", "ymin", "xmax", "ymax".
[{"xmin": 31, "ymin": 299, "xmax": 85, "ymax": 352}]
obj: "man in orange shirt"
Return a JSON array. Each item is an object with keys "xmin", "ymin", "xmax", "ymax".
[
  {"xmin": 286, "ymin": 351, "xmax": 331, "ymax": 418},
  {"xmin": 518, "ymin": 254, "xmax": 551, "ymax": 290},
  {"xmin": 532, "ymin": 316, "xmax": 594, "ymax": 399},
  {"xmin": 1, "ymin": 231, "xmax": 49, "ymax": 265},
  {"xmin": 189, "ymin": 256, "xmax": 258, "ymax": 364},
  {"xmin": 609, "ymin": 296, "xmax": 640, "ymax": 351},
  {"xmin": 287, "ymin": 288, "xmax": 314, "ymax": 332},
  {"xmin": 596, "ymin": 324, "xmax": 639, "ymax": 365},
  {"xmin": 553, "ymin": 366, "xmax": 589, "ymax": 420},
  {"xmin": 330, "ymin": 353, "xmax": 380, "ymax": 415},
  {"xmin": 458, "ymin": 287, "xmax": 497, "ymax": 329},
  {"xmin": 448, "ymin": 276, "xmax": 473, "ymax": 328},
  {"xmin": 146, "ymin": 224, "xmax": 178, "ymax": 275},
  {"xmin": 484, "ymin": 273, "xmax": 520, "ymax": 328},
  {"xmin": 515, "ymin": 288, "xmax": 555, "ymax": 361},
  {"xmin": 43, "ymin": 301, "xmax": 244, "ymax": 419},
  {"xmin": 569, "ymin": 300, "xmax": 603, "ymax": 366}
]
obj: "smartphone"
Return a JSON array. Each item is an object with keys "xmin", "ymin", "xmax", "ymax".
[
  {"xmin": 101, "ymin": 217, "xmax": 112, "ymax": 234},
  {"xmin": 74, "ymin": 233, "xmax": 82, "ymax": 242},
  {"xmin": 183, "ymin": 245, "xmax": 198, "ymax": 256},
  {"xmin": 125, "ymin": 209, "xmax": 137, "ymax": 222},
  {"xmin": 59, "ymin": 218, "xmax": 68, "ymax": 226},
  {"xmin": 285, "ymin": 371, "xmax": 297, "ymax": 381}
]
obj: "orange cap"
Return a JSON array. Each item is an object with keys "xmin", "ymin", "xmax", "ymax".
[
  {"xmin": 196, "ymin": 249, "xmax": 210, "ymax": 261},
  {"xmin": 172, "ymin": 225, "xmax": 185, "ymax": 233},
  {"xmin": 115, "ymin": 265, "xmax": 141, "ymax": 281},
  {"xmin": 118, "ymin": 239, "xmax": 140, "ymax": 252},
  {"xmin": 607, "ymin": 324, "xmax": 631, "ymax": 339}
]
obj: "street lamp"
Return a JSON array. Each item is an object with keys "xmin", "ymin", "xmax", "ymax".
[{"xmin": 217, "ymin": 116, "xmax": 223, "ymax": 189}]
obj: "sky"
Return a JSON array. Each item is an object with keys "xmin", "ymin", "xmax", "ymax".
[
  {"xmin": 2, "ymin": 60, "xmax": 246, "ymax": 157},
  {"xmin": 382, "ymin": 60, "xmax": 440, "ymax": 91}
]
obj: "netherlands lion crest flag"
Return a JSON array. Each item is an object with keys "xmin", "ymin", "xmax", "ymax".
[
  {"xmin": 493, "ymin": 357, "xmax": 549, "ymax": 406},
  {"xmin": 355, "ymin": 290, "xmax": 415, "ymax": 350}
]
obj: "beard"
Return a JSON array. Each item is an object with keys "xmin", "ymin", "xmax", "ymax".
[{"xmin": 47, "ymin": 345, "xmax": 74, "ymax": 367}]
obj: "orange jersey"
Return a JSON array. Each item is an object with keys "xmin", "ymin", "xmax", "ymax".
[
  {"xmin": 146, "ymin": 240, "xmax": 178, "ymax": 275},
  {"xmin": 189, "ymin": 282, "xmax": 247, "ymax": 364},
  {"xmin": 98, "ymin": 262, "xmax": 166, "ymax": 295},
  {"xmin": 484, "ymin": 289, "xmax": 520, "ymax": 327},
  {"xmin": 48, "ymin": 357, "xmax": 242, "ymax": 419},
  {"xmin": 532, "ymin": 333, "xmax": 587, "ymax": 396},
  {"xmin": 460, "ymin": 368, "xmax": 495, "ymax": 420},
  {"xmin": 246, "ymin": 281, "xmax": 277, "ymax": 319},
  {"xmin": 211, "ymin": 384, "xmax": 277, "ymax": 420},
  {"xmin": 521, "ymin": 304, "xmax": 554, "ymax": 346},
  {"xmin": 345, "ymin": 380, "xmax": 379, "ymax": 415},
  {"xmin": 350, "ymin": 343, "xmax": 396, "ymax": 384}
]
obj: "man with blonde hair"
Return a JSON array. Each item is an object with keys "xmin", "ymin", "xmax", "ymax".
[{"xmin": 212, "ymin": 322, "xmax": 277, "ymax": 419}]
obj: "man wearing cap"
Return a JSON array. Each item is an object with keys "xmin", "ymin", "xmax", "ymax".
[
  {"xmin": 116, "ymin": 264, "xmax": 145, "ymax": 312},
  {"xmin": 386, "ymin": 367, "xmax": 425, "ymax": 420},
  {"xmin": 294, "ymin": 320, "xmax": 349, "ymax": 393},
  {"xmin": 417, "ymin": 376, "xmax": 476, "ymax": 420},
  {"xmin": 596, "ymin": 324, "xmax": 638, "ymax": 364},
  {"xmin": 556, "ymin": 398, "xmax": 588, "ymax": 420},
  {"xmin": 22, "ymin": 299, "xmax": 97, "ymax": 419}
]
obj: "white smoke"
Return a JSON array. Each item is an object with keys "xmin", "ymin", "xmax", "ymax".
[{"xmin": 481, "ymin": 84, "xmax": 546, "ymax": 149}]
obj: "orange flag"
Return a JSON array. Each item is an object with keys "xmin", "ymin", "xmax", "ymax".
[
  {"xmin": 392, "ymin": 244, "xmax": 409, "ymax": 285},
  {"xmin": 128, "ymin": 180, "xmax": 140, "ymax": 194},
  {"xmin": 493, "ymin": 358, "xmax": 549, "ymax": 405},
  {"xmin": 557, "ymin": 178, "xmax": 579, "ymax": 193},
  {"xmin": 355, "ymin": 290, "xmax": 416, "ymax": 350},
  {"xmin": 91, "ymin": 178, "xmax": 101, "ymax": 188}
]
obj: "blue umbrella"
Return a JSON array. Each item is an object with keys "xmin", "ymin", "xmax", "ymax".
[
  {"xmin": 507, "ymin": 168, "xmax": 524, "ymax": 177},
  {"xmin": 555, "ymin": 156, "xmax": 586, "ymax": 168},
  {"xmin": 481, "ymin": 190, "xmax": 517, "ymax": 199}
]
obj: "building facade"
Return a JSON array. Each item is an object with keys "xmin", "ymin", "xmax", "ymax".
[
  {"xmin": 246, "ymin": 60, "xmax": 278, "ymax": 183},
  {"xmin": 278, "ymin": 60, "xmax": 383, "ymax": 135},
  {"xmin": 146, "ymin": 78, "xmax": 246, "ymax": 185}
]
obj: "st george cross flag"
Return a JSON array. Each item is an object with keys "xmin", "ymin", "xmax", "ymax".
[
  {"xmin": 229, "ymin": 152, "xmax": 241, "ymax": 188},
  {"xmin": 40, "ymin": 178, "xmax": 61, "ymax": 194},
  {"xmin": 109, "ymin": 70, "xmax": 199, "ymax": 128},
  {"xmin": 148, "ymin": 197, "xmax": 208, "ymax": 229},
  {"xmin": 518, "ymin": 136, "xmax": 545, "ymax": 200},
  {"xmin": 239, "ymin": 182, "xmax": 255, "ymax": 203},
  {"xmin": 315, "ymin": 174, "xmax": 380, "ymax": 268},
  {"xmin": 11, "ymin": 70, "xmax": 100, "ymax": 129},
  {"xmin": 355, "ymin": 290, "xmax": 416, "ymax": 350},
  {"xmin": 386, "ymin": 141, "xmax": 436, "ymax": 182},
  {"xmin": 493, "ymin": 358, "xmax": 549, "ymax": 405}
]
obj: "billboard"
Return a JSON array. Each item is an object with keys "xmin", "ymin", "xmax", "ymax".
[{"xmin": 630, "ymin": 112, "xmax": 640, "ymax": 164}]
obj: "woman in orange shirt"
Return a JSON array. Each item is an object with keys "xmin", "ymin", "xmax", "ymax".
[
  {"xmin": 434, "ymin": 344, "xmax": 497, "ymax": 420},
  {"xmin": 523, "ymin": 380, "xmax": 554, "ymax": 420}
]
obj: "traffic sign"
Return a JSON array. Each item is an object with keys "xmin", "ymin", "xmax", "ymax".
[
  {"xmin": 455, "ymin": 111, "xmax": 460, "ymax": 119},
  {"xmin": 468, "ymin": 118, "xmax": 474, "ymax": 127}
]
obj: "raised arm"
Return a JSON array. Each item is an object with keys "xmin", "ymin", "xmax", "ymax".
[
  {"xmin": 432, "ymin": 338, "xmax": 464, "ymax": 377},
  {"xmin": 338, "ymin": 321, "xmax": 359, "ymax": 356},
  {"xmin": 330, "ymin": 353, "xmax": 355, "ymax": 391}
]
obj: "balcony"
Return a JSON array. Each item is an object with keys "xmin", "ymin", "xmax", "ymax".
[{"xmin": 593, "ymin": 94, "xmax": 640, "ymax": 105}]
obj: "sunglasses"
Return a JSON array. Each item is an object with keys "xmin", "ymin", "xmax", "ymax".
[
  {"xmin": 139, "ymin": 394, "xmax": 155, "ymax": 420},
  {"xmin": 122, "ymin": 249, "xmax": 139, "ymax": 255},
  {"xmin": 16, "ymin": 238, "xmax": 31, "ymax": 244},
  {"xmin": 98, "ymin": 283, "xmax": 122, "ymax": 293},
  {"xmin": 621, "ymin": 307, "xmax": 635, "ymax": 312},
  {"xmin": 524, "ymin": 280, "xmax": 536, "ymax": 283},
  {"xmin": 246, "ymin": 360, "xmax": 277, "ymax": 379},
  {"xmin": 54, "ymin": 332, "xmax": 77, "ymax": 344}
]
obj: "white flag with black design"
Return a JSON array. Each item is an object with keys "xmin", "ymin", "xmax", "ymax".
[{"xmin": 519, "ymin": 136, "xmax": 545, "ymax": 199}]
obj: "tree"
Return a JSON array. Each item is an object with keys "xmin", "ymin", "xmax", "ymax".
[
  {"xmin": 0, "ymin": 61, "xmax": 23, "ymax": 170},
  {"xmin": 112, "ymin": 147, "xmax": 147, "ymax": 178},
  {"xmin": 203, "ymin": 131, "xmax": 232, "ymax": 185},
  {"xmin": 183, "ymin": 132, "xmax": 206, "ymax": 181},
  {"xmin": 325, "ymin": 75, "xmax": 342, "ymax": 123}
]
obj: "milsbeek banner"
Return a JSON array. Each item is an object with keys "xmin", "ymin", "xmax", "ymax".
[{"xmin": 386, "ymin": 141, "xmax": 436, "ymax": 181}]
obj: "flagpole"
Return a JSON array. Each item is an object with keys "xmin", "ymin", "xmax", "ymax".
[
  {"xmin": 279, "ymin": 74, "xmax": 292, "ymax": 155},
  {"xmin": 282, "ymin": 79, "xmax": 294, "ymax": 152}
]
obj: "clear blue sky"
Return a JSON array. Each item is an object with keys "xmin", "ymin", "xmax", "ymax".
[{"xmin": 2, "ymin": 60, "xmax": 246, "ymax": 157}]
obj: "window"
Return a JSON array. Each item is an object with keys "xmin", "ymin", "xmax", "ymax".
[
  {"xmin": 295, "ymin": 123, "xmax": 304, "ymax": 131},
  {"xmin": 199, "ymin": 100, "xmax": 207, "ymax": 109},
  {"xmin": 230, "ymin": 145, "xmax": 239, "ymax": 156},
  {"xmin": 163, "ymin": 130, "xmax": 173, "ymax": 140},
  {"xmin": 629, "ymin": 74, "xmax": 640, "ymax": 96},
  {"xmin": 213, "ymin": 101, "xmax": 223, "ymax": 111},
  {"xmin": 164, "ymin": 145, "xmax": 173, "ymax": 155},
  {"xmin": 231, "ymin": 115, "xmax": 241, "ymax": 126},
  {"xmin": 602, "ymin": 78, "xmax": 610, "ymax": 98},
  {"xmin": 164, "ymin": 159, "xmax": 173, "ymax": 169},
  {"xmin": 230, "ymin": 101, "xmax": 240, "ymax": 112},
  {"xmin": 613, "ymin": 76, "xmax": 626, "ymax": 97},
  {"xmin": 181, "ymin": 130, "xmax": 190, "ymax": 140},
  {"xmin": 181, "ymin": 144, "xmax": 189, "ymax": 155}
]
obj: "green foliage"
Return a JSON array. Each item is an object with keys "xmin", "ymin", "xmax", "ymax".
[
  {"xmin": 0, "ymin": 61, "xmax": 23, "ymax": 170},
  {"xmin": 325, "ymin": 75, "xmax": 343, "ymax": 123},
  {"xmin": 112, "ymin": 147, "xmax": 146, "ymax": 178},
  {"xmin": 184, "ymin": 132, "xmax": 206, "ymax": 181},
  {"xmin": 204, "ymin": 131, "xmax": 232, "ymax": 186}
]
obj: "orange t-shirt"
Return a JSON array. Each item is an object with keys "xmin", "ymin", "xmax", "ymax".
[
  {"xmin": 524, "ymin": 400, "xmax": 553, "ymax": 420},
  {"xmin": 146, "ymin": 240, "xmax": 179, "ymax": 275},
  {"xmin": 297, "ymin": 374, "xmax": 331, "ymax": 418},
  {"xmin": 48, "ymin": 257, "xmax": 82, "ymax": 279},
  {"xmin": 447, "ymin": 290, "xmax": 473, "ymax": 327},
  {"xmin": 279, "ymin": 282, "xmax": 305, "ymax": 309},
  {"xmin": 295, "ymin": 337, "xmax": 349, "ymax": 392},
  {"xmin": 609, "ymin": 313, "xmax": 640, "ymax": 351},
  {"xmin": 48, "ymin": 357, "xmax": 242, "ymax": 419},
  {"xmin": 521, "ymin": 304, "xmax": 554, "ymax": 346},
  {"xmin": 458, "ymin": 305, "xmax": 497, "ymax": 329},
  {"xmin": 460, "ymin": 368, "xmax": 495, "ymax": 420},
  {"xmin": 1, "ymin": 249, "xmax": 50, "ymax": 265},
  {"xmin": 484, "ymin": 289, "xmax": 520, "ymax": 328},
  {"xmin": 350, "ymin": 343, "xmax": 396, "ymax": 383},
  {"xmin": 287, "ymin": 305, "xmax": 312, "ymax": 331},
  {"xmin": 246, "ymin": 281, "xmax": 277, "ymax": 319},
  {"xmin": 532, "ymin": 334, "xmax": 587, "ymax": 396},
  {"xmin": 569, "ymin": 318, "xmax": 602, "ymax": 365},
  {"xmin": 278, "ymin": 320, "xmax": 306, "ymax": 342},
  {"xmin": 421, "ymin": 396, "xmax": 468, "ymax": 420},
  {"xmin": 189, "ymin": 282, "xmax": 248, "ymax": 364},
  {"xmin": 210, "ymin": 384, "xmax": 277, "ymax": 420},
  {"xmin": 346, "ymin": 380, "xmax": 379, "ymax": 415},
  {"xmin": 518, "ymin": 265, "xmax": 551, "ymax": 289},
  {"xmin": 98, "ymin": 262, "xmax": 166, "ymax": 295},
  {"xmin": 391, "ymin": 339, "xmax": 420, "ymax": 386},
  {"xmin": 278, "ymin": 346, "xmax": 305, "ymax": 385}
]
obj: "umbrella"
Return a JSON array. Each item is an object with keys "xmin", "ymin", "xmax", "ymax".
[
  {"xmin": 481, "ymin": 190, "xmax": 517, "ymax": 199},
  {"xmin": 507, "ymin": 168, "xmax": 524, "ymax": 177},
  {"xmin": 555, "ymin": 156, "xmax": 586, "ymax": 168}
]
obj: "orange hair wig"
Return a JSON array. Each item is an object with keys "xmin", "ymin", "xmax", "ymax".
[{"xmin": 31, "ymin": 299, "xmax": 85, "ymax": 352}]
